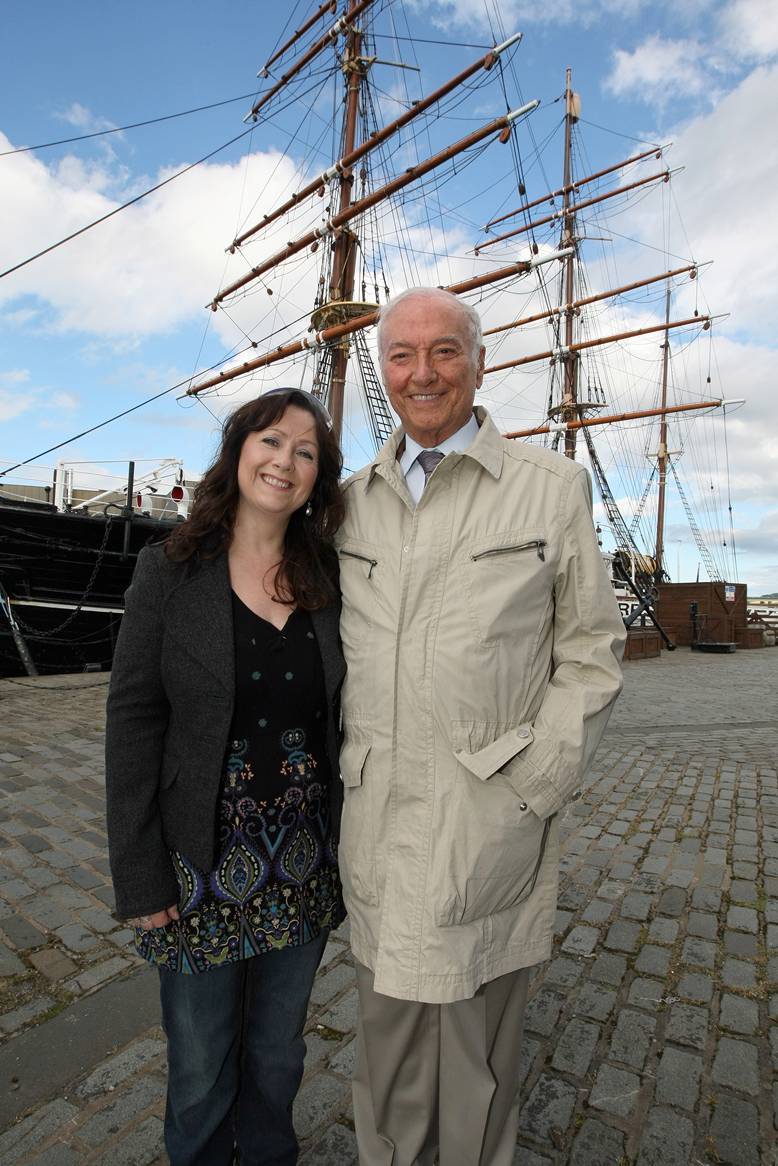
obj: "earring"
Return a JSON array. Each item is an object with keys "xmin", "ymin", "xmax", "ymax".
[{"xmin": 304, "ymin": 501, "xmax": 313, "ymax": 517}]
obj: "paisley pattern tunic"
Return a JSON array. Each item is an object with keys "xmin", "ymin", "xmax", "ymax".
[{"xmin": 136, "ymin": 595, "xmax": 344, "ymax": 973}]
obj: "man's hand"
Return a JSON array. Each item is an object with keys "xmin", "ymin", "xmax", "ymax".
[{"xmin": 127, "ymin": 904, "xmax": 180, "ymax": 931}]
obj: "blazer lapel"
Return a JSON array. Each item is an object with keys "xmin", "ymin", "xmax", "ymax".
[{"xmin": 164, "ymin": 553, "xmax": 235, "ymax": 697}]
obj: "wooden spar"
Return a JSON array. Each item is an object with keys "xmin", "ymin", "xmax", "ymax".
[
  {"xmin": 482, "ymin": 265, "xmax": 698, "ymax": 337},
  {"xmin": 654, "ymin": 285, "xmax": 672, "ymax": 575},
  {"xmin": 486, "ymin": 314, "xmax": 711, "ymax": 374},
  {"xmin": 474, "ymin": 167, "xmax": 672, "ymax": 253},
  {"xmin": 211, "ymin": 101, "xmax": 539, "ymax": 308},
  {"xmin": 502, "ymin": 398, "xmax": 723, "ymax": 440},
  {"xmin": 326, "ymin": 0, "xmax": 363, "ymax": 440},
  {"xmin": 230, "ymin": 33, "xmax": 523, "ymax": 252},
  {"xmin": 261, "ymin": 1, "xmax": 337, "ymax": 76},
  {"xmin": 443, "ymin": 248, "xmax": 572, "ymax": 295},
  {"xmin": 187, "ymin": 248, "xmax": 570, "ymax": 397},
  {"xmin": 244, "ymin": 0, "xmax": 375, "ymax": 123},
  {"xmin": 483, "ymin": 144, "xmax": 664, "ymax": 231}
]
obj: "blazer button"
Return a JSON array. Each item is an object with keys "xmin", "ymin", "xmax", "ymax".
[
  {"xmin": 517, "ymin": 728, "xmax": 530, "ymax": 738},
  {"xmin": 519, "ymin": 801, "xmax": 528, "ymax": 811}
]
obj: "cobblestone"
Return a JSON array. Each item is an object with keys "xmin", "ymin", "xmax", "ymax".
[
  {"xmin": 77, "ymin": 1075, "xmax": 165, "ymax": 1147},
  {"xmin": 676, "ymin": 971, "xmax": 714, "ymax": 1003},
  {"xmin": 665, "ymin": 1002, "xmax": 707, "ymax": 1050},
  {"xmin": 721, "ymin": 956, "xmax": 758, "ymax": 990},
  {"xmin": 1, "ymin": 649, "xmax": 777, "ymax": 1164},
  {"xmin": 519, "ymin": 1073, "xmax": 577, "ymax": 1140},
  {"xmin": 635, "ymin": 1107, "xmax": 694, "ymax": 1166},
  {"xmin": 655, "ymin": 1046, "xmax": 701, "ymax": 1111},
  {"xmin": 568, "ymin": 1118, "xmax": 626, "ymax": 1165},
  {"xmin": 588, "ymin": 1063, "xmax": 640, "ymax": 1117},
  {"xmin": 609, "ymin": 1009, "xmax": 655, "ymax": 1070},
  {"xmin": 717, "ymin": 1038, "xmax": 761, "ymax": 1101},
  {"xmin": 719, "ymin": 992, "xmax": 759, "ymax": 1035},
  {"xmin": 560, "ymin": 924, "xmax": 600, "ymax": 956},
  {"xmin": 634, "ymin": 944, "xmax": 671, "ymax": 977},
  {"xmin": 708, "ymin": 1092, "xmax": 760, "ymax": 1166},
  {"xmin": 0, "ymin": 1100, "xmax": 78, "ymax": 1164},
  {"xmin": 551, "ymin": 1018, "xmax": 600, "ymax": 1078}
]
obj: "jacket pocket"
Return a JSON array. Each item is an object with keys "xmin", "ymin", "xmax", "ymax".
[
  {"xmin": 340, "ymin": 735, "xmax": 371, "ymax": 788},
  {"xmin": 433, "ymin": 721, "xmax": 549, "ymax": 927},
  {"xmin": 337, "ymin": 539, "xmax": 381, "ymax": 663},
  {"xmin": 338, "ymin": 724, "xmax": 378, "ymax": 906},
  {"xmin": 452, "ymin": 722, "xmax": 534, "ymax": 784},
  {"xmin": 463, "ymin": 529, "xmax": 551, "ymax": 647},
  {"xmin": 456, "ymin": 816, "xmax": 551, "ymax": 926}
]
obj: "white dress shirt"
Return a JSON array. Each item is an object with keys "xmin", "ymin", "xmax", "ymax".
[{"xmin": 399, "ymin": 413, "xmax": 481, "ymax": 504}]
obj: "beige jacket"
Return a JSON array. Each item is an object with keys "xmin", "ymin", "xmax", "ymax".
[{"xmin": 336, "ymin": 408, "xmax": 625, "ymax": 1002}]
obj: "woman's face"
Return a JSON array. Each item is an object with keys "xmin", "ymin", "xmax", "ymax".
[{"xmin": 236, "ymin": 405, "xmax": 319, "ymax": 525}]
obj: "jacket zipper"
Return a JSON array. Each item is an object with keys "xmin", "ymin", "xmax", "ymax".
[
  {"xmin": 340, "ymin": 549, "xmax": 378, "ymax": 578},
  {"xmin": 471, "ymin": 539, "xmax": 546, "ymax": 563}
]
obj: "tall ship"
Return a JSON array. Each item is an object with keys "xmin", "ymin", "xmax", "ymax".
[{"xmin": 0, "ymin": 0, "xmax": 745, "ymax": 674}]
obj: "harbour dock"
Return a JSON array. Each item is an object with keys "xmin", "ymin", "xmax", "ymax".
[{"xmin": 0, "ymin": 647, "xmax": 776, "ymax": 1165}]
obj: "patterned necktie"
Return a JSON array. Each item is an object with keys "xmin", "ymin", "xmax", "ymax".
[{"xmin": 417, "ymin": 449, "xmax": 444, "ymax": 488}]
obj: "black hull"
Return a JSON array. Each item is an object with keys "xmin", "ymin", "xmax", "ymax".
[{"xmin": 0, "ymin": 496, "xmax": 178, "ymax": 677}]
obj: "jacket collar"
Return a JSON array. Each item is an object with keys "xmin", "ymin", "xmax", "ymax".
[{"xmin": 363, "ymin": 405, "xmax": 504, "ymax": 492}]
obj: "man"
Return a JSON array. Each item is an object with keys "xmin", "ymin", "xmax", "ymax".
[{"xmin": 336, "ymin": 288, "xmax": 625, "ymax": 1165}]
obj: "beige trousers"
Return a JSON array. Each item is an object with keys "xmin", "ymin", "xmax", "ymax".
[{"xmin": 352, "ymin": 962, "xmax": 531, "ymax": 1166}]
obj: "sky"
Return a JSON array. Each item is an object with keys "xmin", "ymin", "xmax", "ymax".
[{"xmin": 1, "ymin": 0, "xmax": 776, "ymax": 593}]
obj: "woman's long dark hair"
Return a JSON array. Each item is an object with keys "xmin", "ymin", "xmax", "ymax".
[{"xmin": 165, "ymin": 390, "xmax": 345, "ymax": 609}]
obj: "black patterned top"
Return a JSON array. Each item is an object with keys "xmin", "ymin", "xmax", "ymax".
[{"xmin": 135, "ymin": 594, "xmax": 345, "ymax": 973}]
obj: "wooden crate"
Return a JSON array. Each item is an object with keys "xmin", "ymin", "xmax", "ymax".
[
  {"xmin": 737, "ymin": 626, "xmax": 768, "ymax": 649},
  {"xmin": 623, "ymin": 628, "xmax": 662, "ymax": 660},
  {"xmin": 655, "ymin": 582, "xmax": 745, "ymax": 647}
]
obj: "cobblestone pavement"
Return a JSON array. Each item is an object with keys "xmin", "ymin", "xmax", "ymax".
[{"xmin": 0, "ymin": 647, "xmax": 776, "ymax": 1165}]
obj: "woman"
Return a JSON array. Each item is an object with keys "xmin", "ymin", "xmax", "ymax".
[{"xmin": 105, "ymin": 388, "xmax": 346, "ymax": 1166}]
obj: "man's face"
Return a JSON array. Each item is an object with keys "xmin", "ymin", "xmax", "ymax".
[{"xmin": 380, "ymin": 295, "xmax": 485, "ymax": 448}]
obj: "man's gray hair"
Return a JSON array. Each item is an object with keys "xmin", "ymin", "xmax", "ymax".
[{"xmin": 376, "ymin": 288, "xmax": 483, "ymax": 368}]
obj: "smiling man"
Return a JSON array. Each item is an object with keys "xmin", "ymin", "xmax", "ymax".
[{"xmin": 336, "ymin": 288, "xmax": 625, "ymax": 1166}]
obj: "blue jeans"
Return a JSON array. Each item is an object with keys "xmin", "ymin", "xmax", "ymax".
[{"xmin": 158, "ymin": 930, "xmax": 328, "ymax": 1166}]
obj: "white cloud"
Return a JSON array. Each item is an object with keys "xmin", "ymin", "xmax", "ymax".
[
  {"xmin": 0, "ymin": 368, "xmax": 31, "ymax": 385},
  {"xmin": 0, "ymin": 133, "xmax": 308, "ymax": 340},
  {"xmin": 605, "ymin": 35, "xmax": 724, "ymax": 106},
  {"xmin": 718, "ymin": 0, "xmax": 778, "ymax": 62},
  {"xmin": 604, "ymin": 0, "xmax": 778, "ymax": 110},
  {"xmin": 2, "ymin": 307, "xmax": 39, "ymax": 328},
  {"xmin": 0, "ymin": 376, "xmax": 82, "ymax": 425},
  {"xmin": 628, "ymin": 65, "xmax": 778, "ymax": 349},
  {"xmin": 415, "ymin": 0, "xmax": 649, "ymax": 30},
  {"xmin": 730, "ymin": 511, "xmax": 778, "ymax": 576},
  {"xmin": 54, "ymin": 103, "xmax": 117, "ymax": 133},
  {"xmin": 51, "ymin": 392, "xmax": 79, "ymax": 409},
  {"xmin": 0, "ymin": 390, "xmax": 35, "ymax": 422}
]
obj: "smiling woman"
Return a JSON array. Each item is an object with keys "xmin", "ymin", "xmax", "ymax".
[
  {"xmin": 104, "ymin": 387, "xmax": 346, "ymax": 1165},
  {"xmin": 166, "ymin": 388, "xmax": 344, "ymax": 609},
  {"xmin": 235, "ymin": 406, "xmax": 319, "ymax": 528}
]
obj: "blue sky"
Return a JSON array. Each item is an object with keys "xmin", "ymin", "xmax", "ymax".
[{"xmin": 1, "ymin": 0, "xmax": 776, "ymax": 591}]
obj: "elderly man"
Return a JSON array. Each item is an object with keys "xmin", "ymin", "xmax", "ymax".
[{"xmin": 336, "ymin": 287, "xmax": 624, "ymax": 1165}]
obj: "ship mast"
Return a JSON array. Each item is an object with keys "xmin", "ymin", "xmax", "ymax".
[
  {"xmin": 560, "ymin": 69, "xmax": 580, "ymax": 459},
  {"xmin": 654, "ymin": 285, "xmax": 672, "ymax": 577},
  {"xmin": 319, "ymin": 0, "xmax": 365, "ymax": 440}
]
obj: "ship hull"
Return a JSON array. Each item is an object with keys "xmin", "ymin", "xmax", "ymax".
[{"xmin": 0, "ymin": 497, "xmax": 177, "ymax": 677}]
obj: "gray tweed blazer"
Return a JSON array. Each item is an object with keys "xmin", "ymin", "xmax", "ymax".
[{"xmin": 105, "ymin": 543, "xmax": 345, "ymax": 919}]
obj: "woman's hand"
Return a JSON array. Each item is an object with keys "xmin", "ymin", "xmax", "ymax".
[{"xmin": 127, "ymin": 904, "xmax": 180, "ymax": 931}]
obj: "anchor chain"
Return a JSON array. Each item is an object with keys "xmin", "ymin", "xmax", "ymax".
[{"xmin": 14, "ymin": 516, "xmax": 116, "ymax": 639}]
